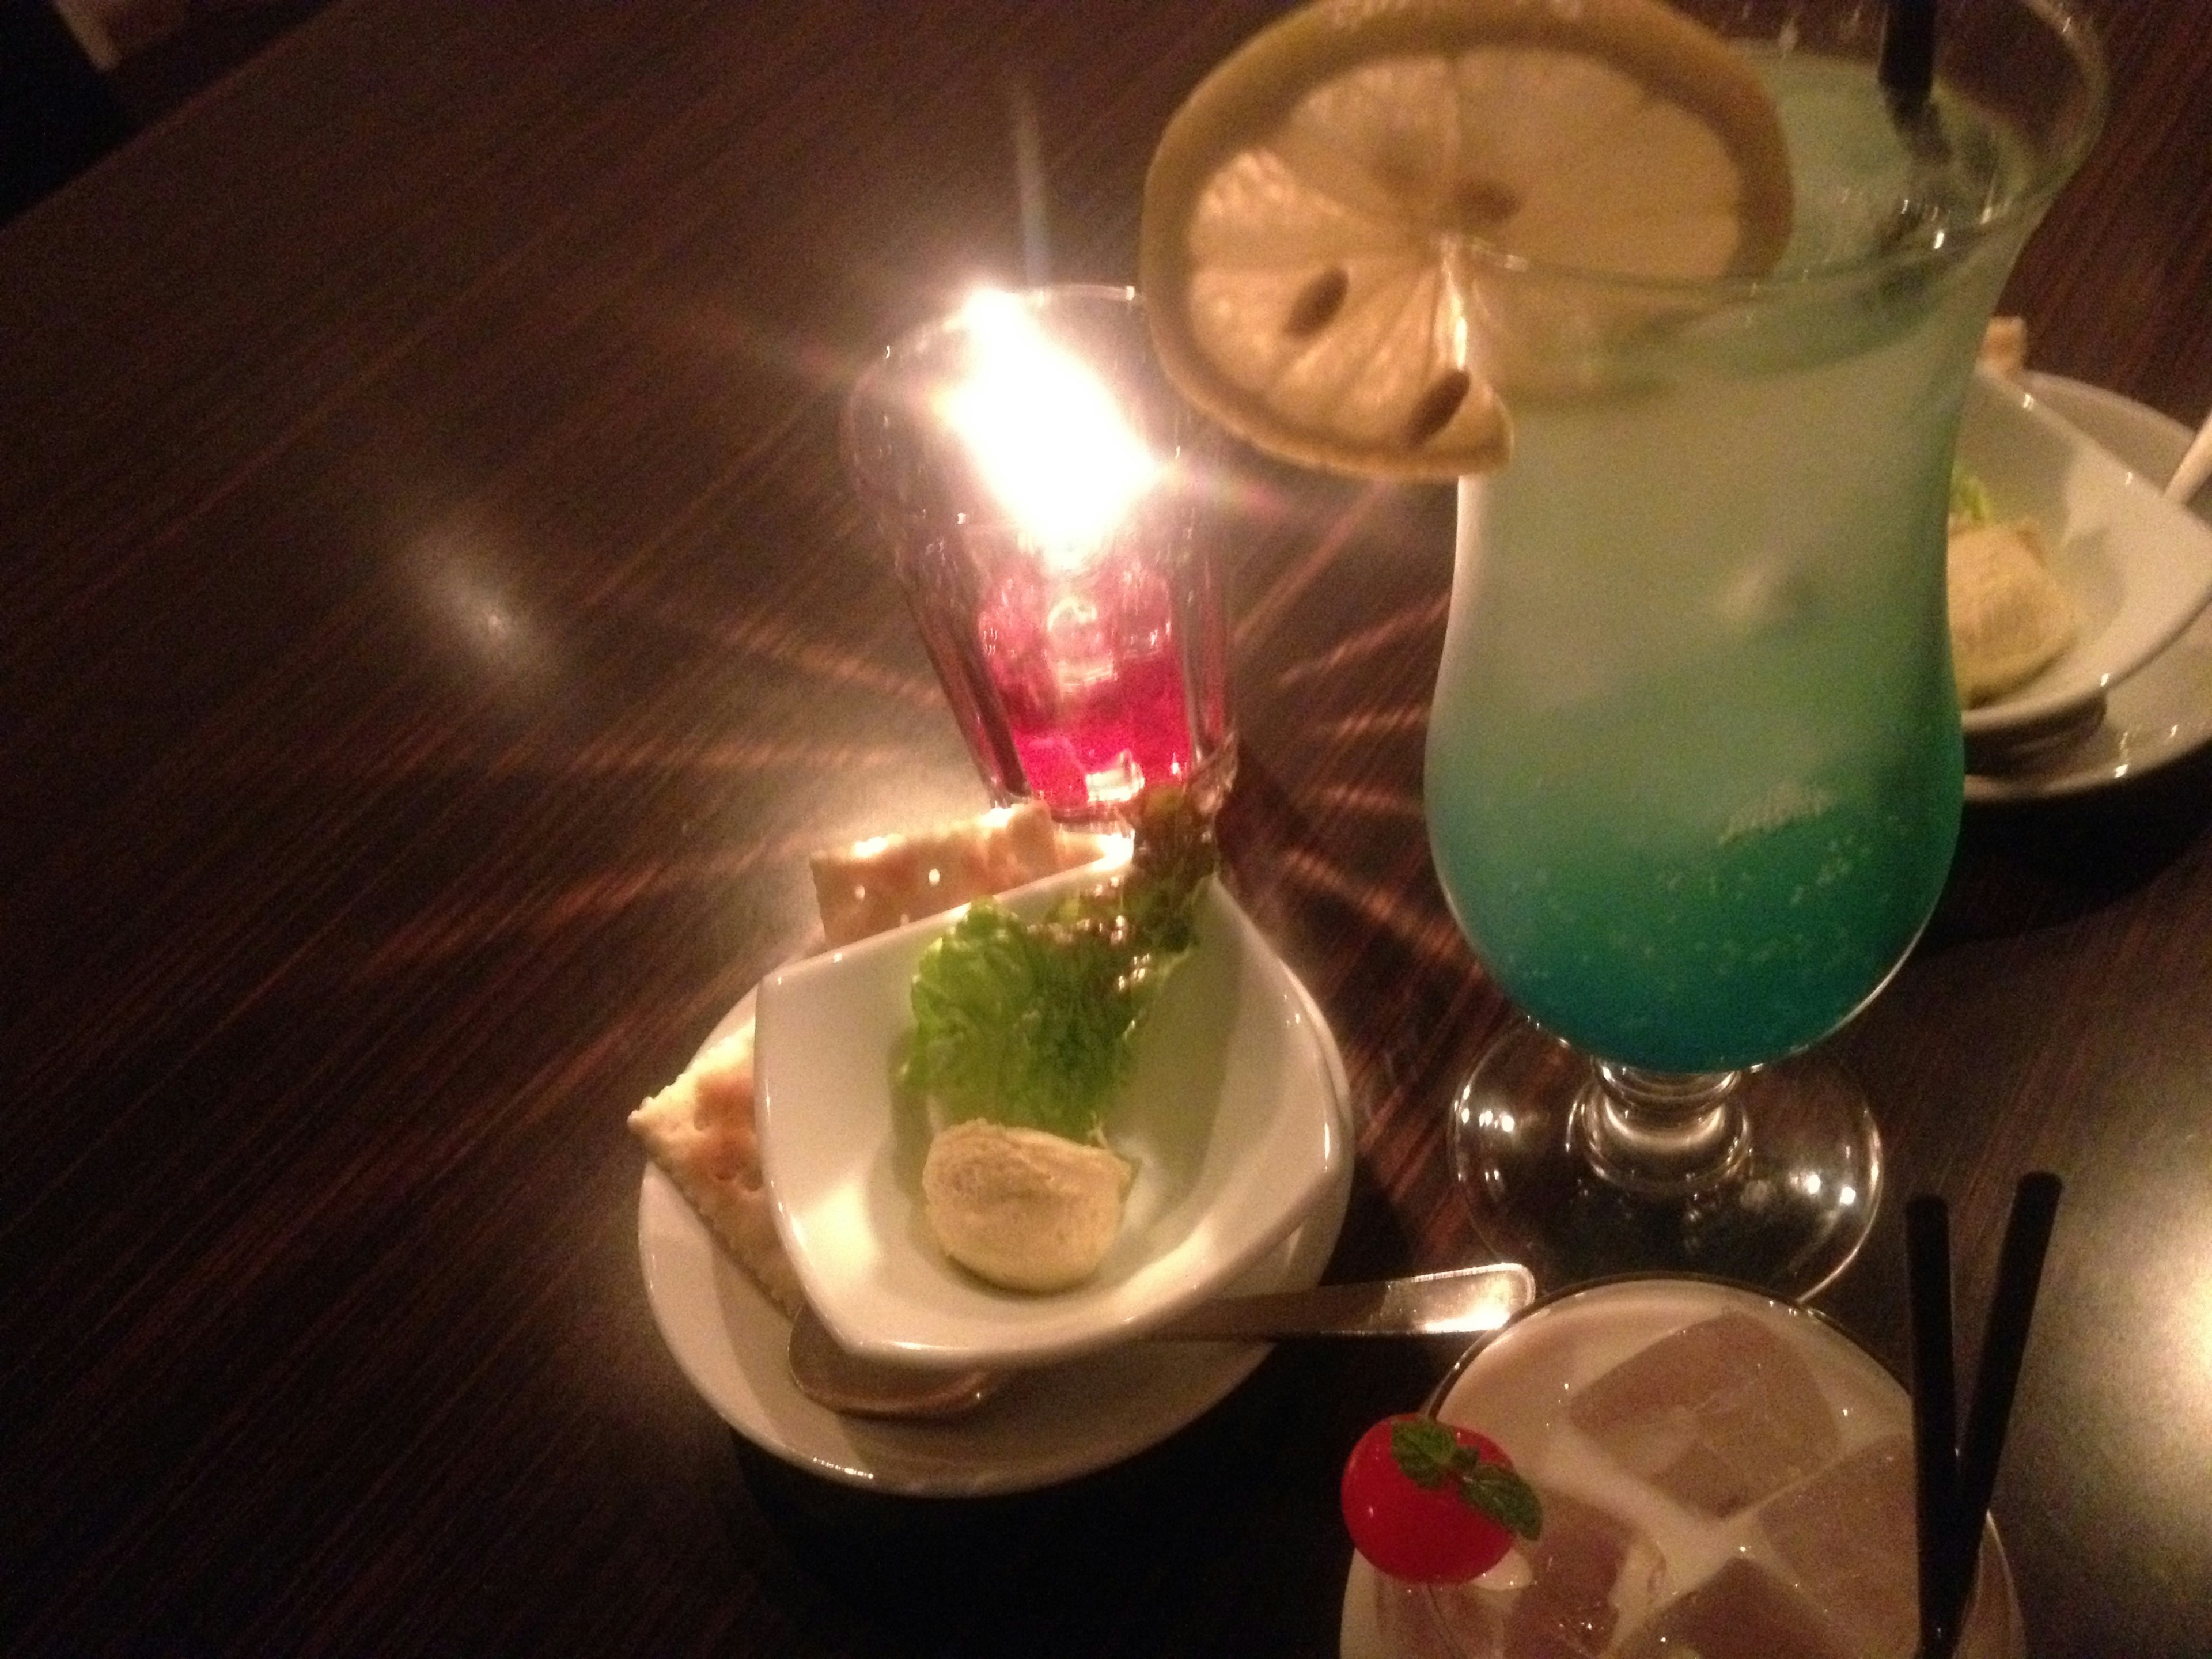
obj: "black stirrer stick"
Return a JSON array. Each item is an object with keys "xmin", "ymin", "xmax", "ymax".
[
  {"xmin": 1949, "ymin": 1175, "xmax": 2065, "ymax": 1630},
  {"xmin": 1907, "ymin": 1195, "xmax": 1963, "ymax": 1659},
  {"xmin": 1881, "ymin": 0, "xmax": 1940, "ymax": 119}
]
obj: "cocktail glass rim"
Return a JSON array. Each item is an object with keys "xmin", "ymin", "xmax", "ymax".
[{"xmin": 1408, "ymin": 0, "xmax": 2107, "ymax": 302}]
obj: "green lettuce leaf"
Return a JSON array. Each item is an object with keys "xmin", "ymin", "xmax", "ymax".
[
  {"xmin": 1950, "ymin": 462, "xmax": 1997, "ymax": 529},
  {"xmin": 899, "ymin": 789, "xmax": 1217, "ymax": 1141}
]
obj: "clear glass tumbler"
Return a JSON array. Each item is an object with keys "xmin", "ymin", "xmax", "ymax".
[
  {"xmin": 1353, "ymin": 1277, "xmax": 2024, "ymax": 1659},
  {"xmin": 844, "ymin": 284, "xmax": 1237, "ymax": 827},
  {"xmin": 1425, "ymin": 0, "xmax": 2106, "ymax": 1295}
]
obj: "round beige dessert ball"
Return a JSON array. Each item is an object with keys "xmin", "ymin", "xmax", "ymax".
[{"xmin": 921, "ymin": 1120, "xmax": 1134, "ymax": 1292}]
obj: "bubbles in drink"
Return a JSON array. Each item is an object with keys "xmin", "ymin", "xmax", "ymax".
[{"xmin": 1719, "ymin": 783, "xmax": 1837, "ymax": 845}]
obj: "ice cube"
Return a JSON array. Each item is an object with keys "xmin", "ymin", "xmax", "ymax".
[
  {"xmin": 1615, "ymin": 1558, "xmax": 1855, "ymax": 1659},
  {"xmin": 1758, "ymin": 1433, "xmax": 1918, "ymax": 1659},
  {"xmin": 1426, "ymin": 1489, "xmax": 1651, "ymax": 1659},
  {"xmin": 1569, "ymin": 1312, "xmax": 1841, "ymax": 1518},
  {"xmin": 1506, "ymin": 1488, "xmax": 1639, "ymax": 1658},
  {"xmin": 1369, "ymin": 1570, "xmax": 1471, "ymax": 1659}
]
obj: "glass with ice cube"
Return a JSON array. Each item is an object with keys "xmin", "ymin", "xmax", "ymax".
[
  {"xmin": 1429, "ymin": 0, "xmax": 2107, "ymax": 1294},
  {"xmin": 844, "ymin": 285, "xmax": 1236, "ymax": 828},
  {"xmin": 1358, "ymin": 1277, "xmax": 2022, "ymax": 1659}
]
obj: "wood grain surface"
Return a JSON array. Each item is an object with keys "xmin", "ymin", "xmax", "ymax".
[{"xmin": 3, "ymin": 1, "xmax": 2209, "ymax": 1654}]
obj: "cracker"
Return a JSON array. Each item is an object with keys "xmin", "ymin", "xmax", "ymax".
[
  {"xmin": 808, "ymin": 801, "xmax": 1115, "ymax": 945},
  {"xmin": 627, "ymin": 1022, "xmax": 805, "ymax": 1318}
]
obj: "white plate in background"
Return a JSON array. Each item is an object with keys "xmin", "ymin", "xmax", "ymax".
[
  {"xmin": 1955, "ymin": 368, "xmax": 2212, "ymax": 747},
  {"xmin": 1965, "ymin": 374, "xmax": 2212, "ymax": 802}
]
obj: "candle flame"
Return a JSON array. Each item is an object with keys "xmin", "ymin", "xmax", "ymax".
[{"xmin": 939, "ymin": 290, "xmax": 1161, "ymax": 565}]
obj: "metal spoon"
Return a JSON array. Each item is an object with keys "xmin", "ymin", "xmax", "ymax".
[
  {"xmin": 2166, "ymin": 403, "xmax": 2212, "ymax": 505},
  {"xmin": 787, "ymin": 1262, "xmax": 1538, "ymax": 1420}
]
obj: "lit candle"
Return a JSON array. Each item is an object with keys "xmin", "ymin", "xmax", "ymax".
[
  {"xmin": 938, "ymin": 289, "xmax": 1161, "ymax": 565},
  {"xmin": 845, "ymin": 286, "xmax": 1234, "ymax": 825},
  {"xmin": 935, "ymin": 290, "xmax": 1195, "ymax": 815}
]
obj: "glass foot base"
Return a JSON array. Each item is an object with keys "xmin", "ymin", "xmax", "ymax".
[{"xmin": 1449, "ymin": 1018, "xmax": 1881, "ymax": 1300}]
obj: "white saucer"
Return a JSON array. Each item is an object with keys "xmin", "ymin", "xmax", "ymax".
[
  {"xmin": 1955, "ymin": 369, "xmax": 2212, "ymax": 745},
  {"xmin": 1965, "ymin": 373, "xmax": 2212, "ymax": 803},
  {"xmin": 638, "ymin": 958, "xmax": 1355, "ymax": 1497}
]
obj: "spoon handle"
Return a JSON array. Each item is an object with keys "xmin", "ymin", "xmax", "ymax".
[
  {"xmin": 1149, "ymin": 1262, "xmax": 1536, "ymax": 1342},
  {"xmin": 2167, "ymin": 405, "xmax": 2212, "ymax": 505}
]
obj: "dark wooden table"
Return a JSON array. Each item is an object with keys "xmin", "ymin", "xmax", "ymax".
[{"xmin": 5, "ymin": 1, "xmax": 2209, "ymax": 1653}]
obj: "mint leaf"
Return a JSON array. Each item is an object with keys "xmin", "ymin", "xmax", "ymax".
[
  {"xmin": 1461, "ymin": 1463, "xmax": 1544, "ymax": 1542},
  {"xmin": 1387, "ymin": 1417, "xmax": 1464, "ymax": 1489},
  {"xmin": 1387, "ymin": 1418, "xmax": 1545, "ymax": 1540}
]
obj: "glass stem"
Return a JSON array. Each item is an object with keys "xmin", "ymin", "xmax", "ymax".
[{"xmin": 1577, "ymin": 1064, "xmax": 1750, "ymax": 1199}]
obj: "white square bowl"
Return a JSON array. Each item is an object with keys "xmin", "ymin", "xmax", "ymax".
[{"xmin": 753, "ymin": 859, "xmax": 1347, "ymax": 1369}]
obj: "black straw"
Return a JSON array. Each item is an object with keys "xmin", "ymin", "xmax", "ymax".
[
  {"xmin": 1950, "ymin": 1175, "xmax": 2065, "ymax": 1628},
  {"xmin": 1906, "ymin": 1177, "xmax": 2065, "ymax": 1657},
  {"xmin": 1880, "ymin": 0, "xmax": 1940, "ymax": 119},
  {"xmin": 1906, "ymin": 1196, "xmax": 1963, "ymax": 1659}
]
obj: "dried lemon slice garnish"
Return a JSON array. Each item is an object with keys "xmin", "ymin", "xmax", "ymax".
[{"xmin": 1139, "ymin": 0, "xmax": 1794, "ymax": 479}]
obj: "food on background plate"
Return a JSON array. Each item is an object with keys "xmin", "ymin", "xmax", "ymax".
[
  {"xmin": 1947, "ymin": 518, "xmax": 2077, "ymax": 705},
  {"xmin": 1978, "ymin": 315, "xmax": 2027, "ymax": 381},
  {"xmin": 630, "ymin": 800, "xmax": 1119, "ymax": 1317},
  {"xmin": 1947, "ymin": 464, "xmax": 2078, "ymax": 706},
  {"xmin": 904, "ymin": 789, "xmax": 1218, "ymax": 1291},
  {"xmin": 1946, "ymin": 317, "xmax": 2078, "ymax": 707}
]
